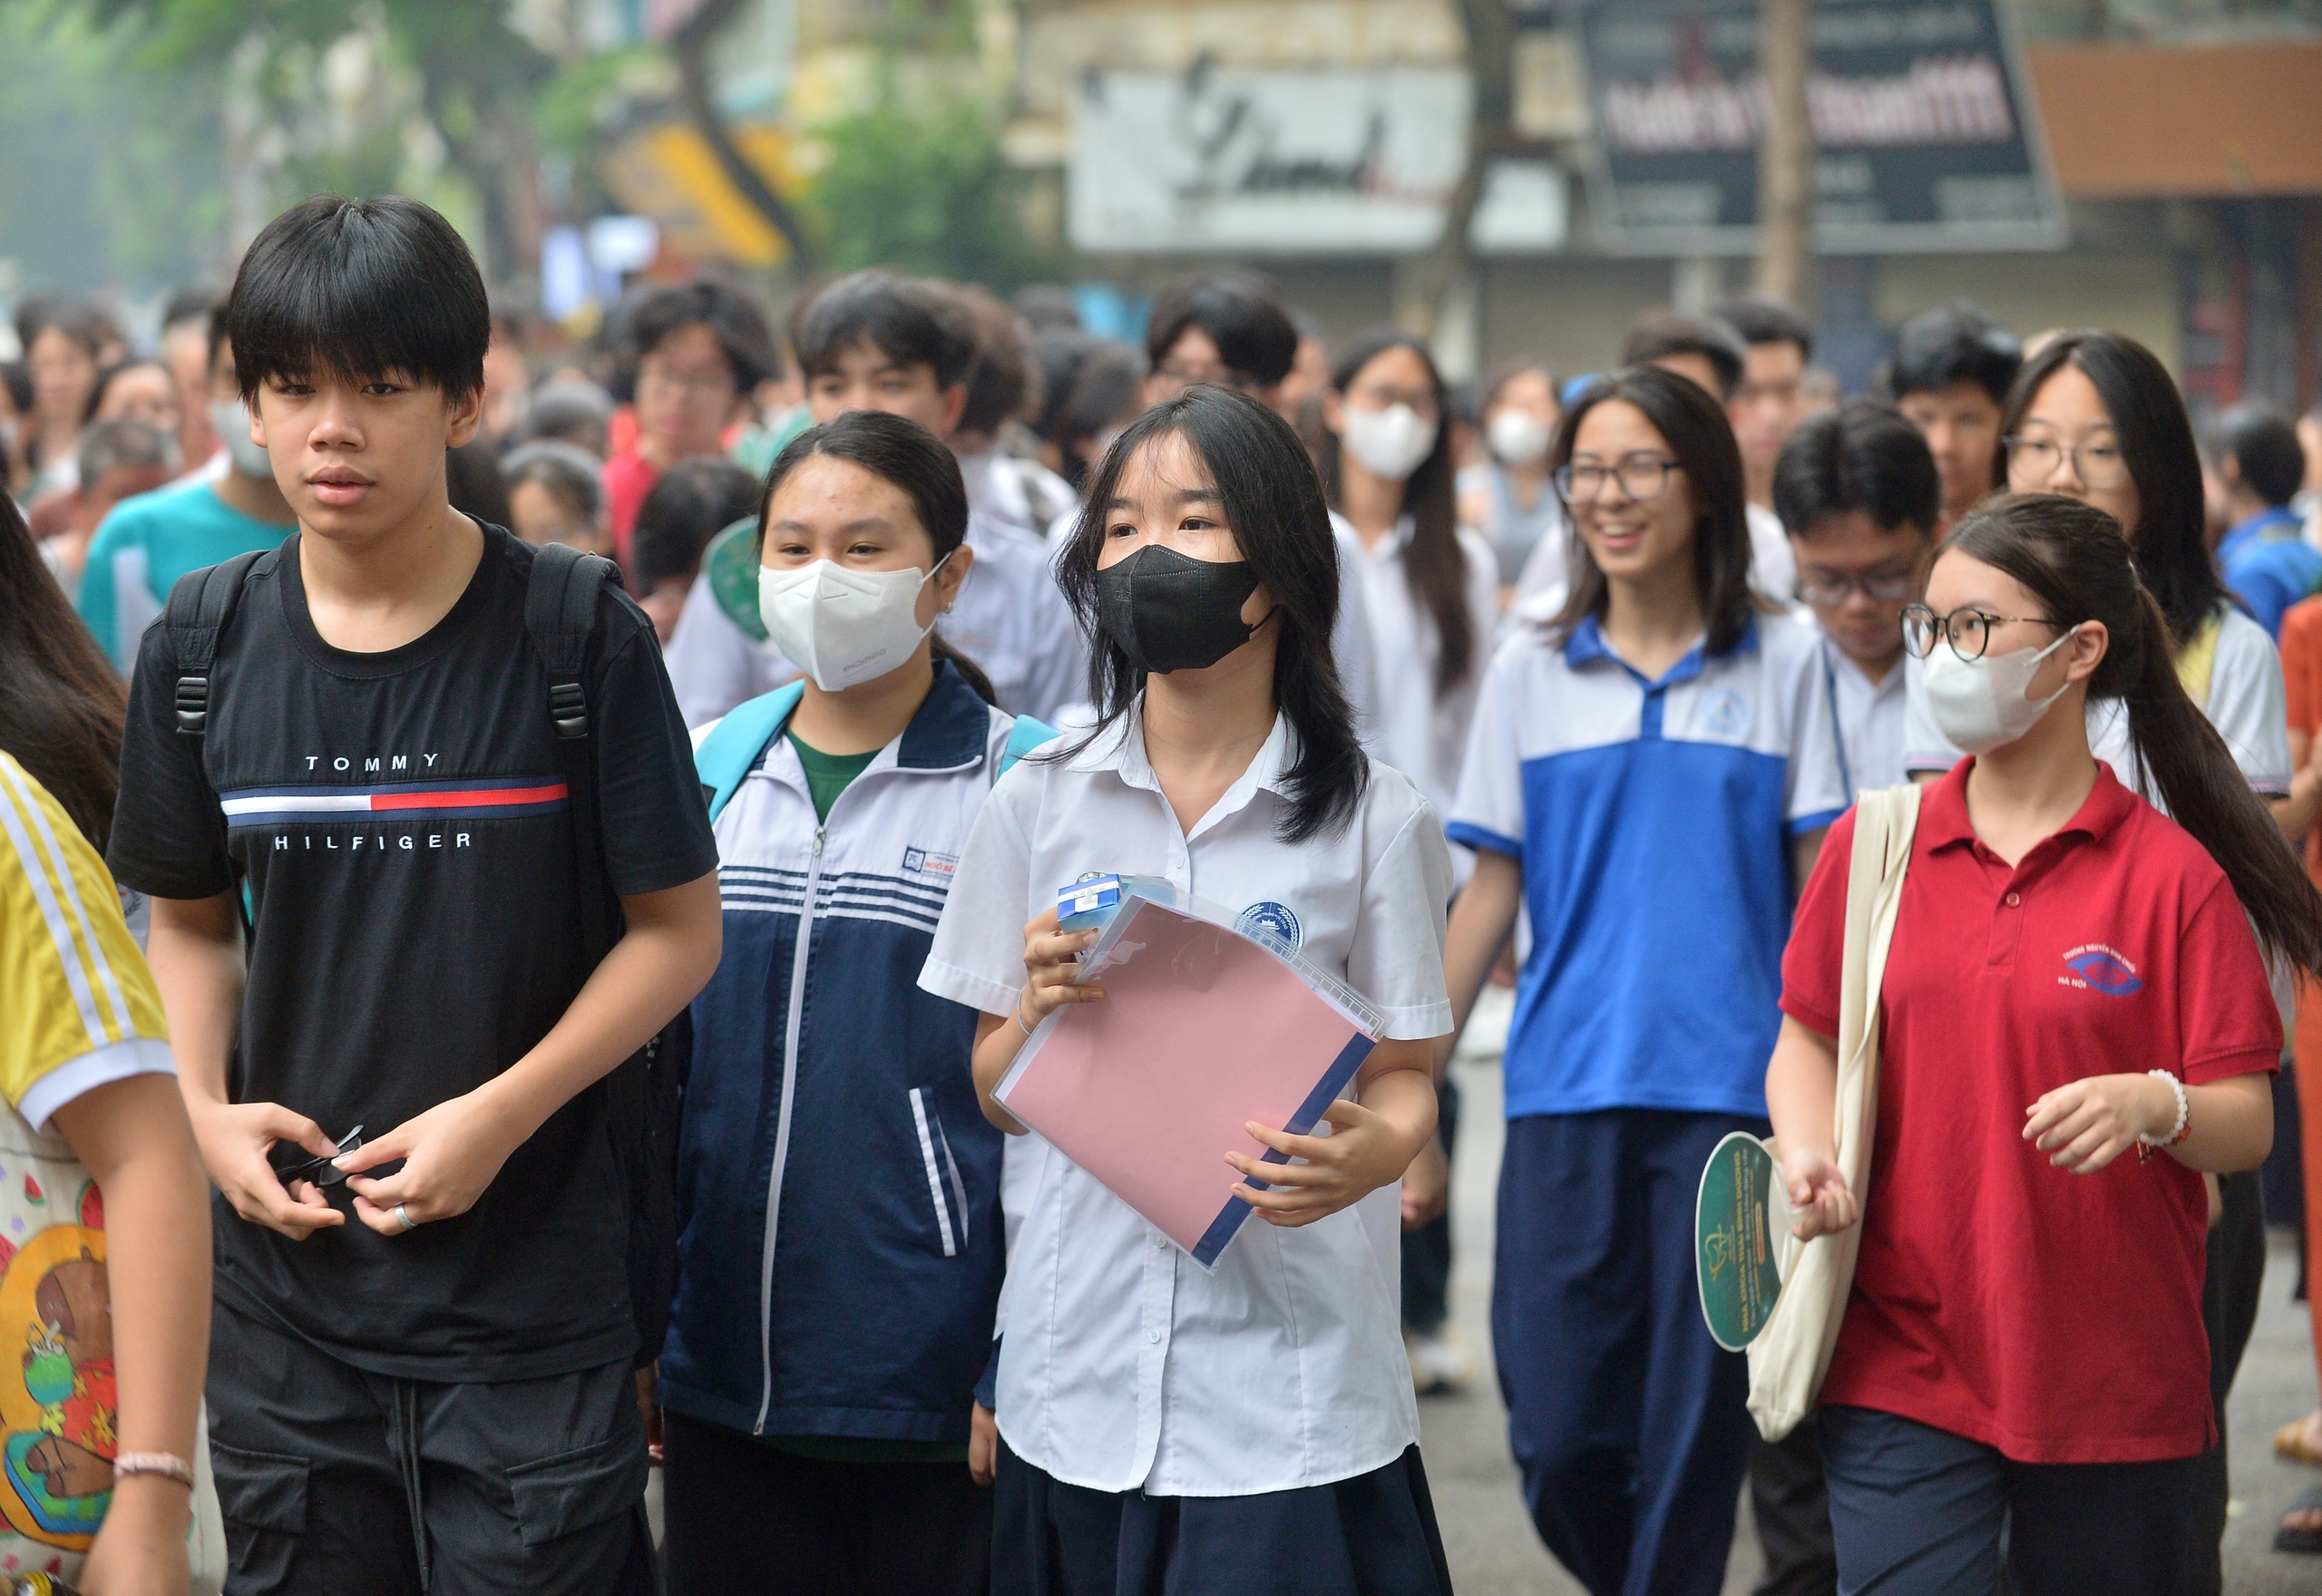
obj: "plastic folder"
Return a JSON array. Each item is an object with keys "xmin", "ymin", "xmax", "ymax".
[{"xmin": 993, "ymin": 881, "xmax": 1386, "ymax": 1268}]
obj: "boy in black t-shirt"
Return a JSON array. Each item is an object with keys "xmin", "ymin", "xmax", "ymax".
[{"xmin": 109, "ymin": 195, "xmax": 722, "ymax": 1594}]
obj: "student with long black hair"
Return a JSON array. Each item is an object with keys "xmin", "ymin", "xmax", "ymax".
[
  {"xmin": 1315, "ymin": 330, "xmax": 1498, "ymax": 1394},
  {"xmin": 922, "ymin": 384, "xmax": 1457, "ymax": 1595},
  {"xmin": 1774, "ymin": 492, "xmax": 2322, "ymax": 1593},
  {"xmin": 659, "ymin": 412, "xmax": 1017, "ymax": 1594},
  {"xmin": 1316, "ymin": 331, "xmax": 1498, "ymax": 817},
  {"xmin": 1441, "ymin": 366, "xmax": 1844, "ymax": 1596},
  {"xmin": 1901, "ymin": 332, "xmax": 2311, "ymax": 1581}
]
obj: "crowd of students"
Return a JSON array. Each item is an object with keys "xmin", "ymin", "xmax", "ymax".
[{"xmin": 7, "ymin": 188, "xmax": 2322, "ymax": 1596}]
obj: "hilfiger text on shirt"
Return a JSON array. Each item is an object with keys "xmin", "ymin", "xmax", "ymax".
[{"xmin": 217, "ymin": 774, "xmax": 571, "ymax": 852}]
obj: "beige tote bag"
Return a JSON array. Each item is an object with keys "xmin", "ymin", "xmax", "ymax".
[{"xmin": 1746, "ymin": 783, "xmax": 1920, "ymax": 1443}]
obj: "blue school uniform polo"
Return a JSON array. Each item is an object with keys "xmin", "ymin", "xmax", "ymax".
[{"xmin": 1449, "ymin": 609, "xmax": 1847, "ymax": 1119}]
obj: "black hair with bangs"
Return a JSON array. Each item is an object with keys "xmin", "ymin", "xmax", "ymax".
[
  {"xmin": 1547, "ymin": 365, "xmax": 1758, "ymax": 657},
  {"xmin": 226, "ymin": 194, "xmax": 488, "ymax": 406},
  {"xmin": 1057, "ymin": 385, "xmax": 1365, "ymax": 843},
  {"xmin": 789, "ymin": 271, "xmax": 978, "ymax": 390}
]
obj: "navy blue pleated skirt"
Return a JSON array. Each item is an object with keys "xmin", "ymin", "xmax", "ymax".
[{"xmin": 991, "ymin": 1440, "xmax": 1454, "ymax": 1596}]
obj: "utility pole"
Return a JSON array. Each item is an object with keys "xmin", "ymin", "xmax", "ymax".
[{"xmin": 1754, "ymin": 0, "xmax": 1813, "ymax": 308}]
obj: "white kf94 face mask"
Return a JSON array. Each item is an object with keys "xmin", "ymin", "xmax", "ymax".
[
  {"xmin": 757, "ymin": 551, "xmax": 952, "ymax": 692},
  {"xmin": 1922, "ymin": 624, "xmax": 2082, "ymax": 755},
  {"xmin": 1340, "ymin": 402, "xmax": 1437, "ymax": 482}
]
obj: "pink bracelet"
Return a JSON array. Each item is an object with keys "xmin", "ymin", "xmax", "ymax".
[{"xmin": 112, "ymin": 1452, "xmax": 194, "ymax": 1488}]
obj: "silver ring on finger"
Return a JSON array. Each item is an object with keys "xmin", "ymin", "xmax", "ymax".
[{"xmin": 394, "ymin": 1203, "xmax": 418, "ymax": 1232}]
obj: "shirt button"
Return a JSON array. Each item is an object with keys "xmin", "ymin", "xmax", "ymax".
[
  {"xmin": 1153, "ymin": 1233, "xmax": 1168, "ymax": 1251},
  {"xmin": 2005, "ymin": 892, "xmax": 2021, "ymax": 907},
  {"xmin": 1147, "ymin": 1328, "xmax": 1162, "ymax": 1344}
]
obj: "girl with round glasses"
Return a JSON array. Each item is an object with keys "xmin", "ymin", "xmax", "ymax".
[
  {"xmin": 1442, "ymin": 366, "xmax": 1846, "ymax": 1593},
  {"xmin": 1771, "ymin": 492, "xmax": 2322, "ymax": 1593},
  {"xmin": 1903, "ymin": 335, "xmax": 2307, "ymax": 1572}
]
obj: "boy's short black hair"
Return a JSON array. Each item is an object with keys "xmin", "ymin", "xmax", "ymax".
[
  {"xmin": 2210, "ymin": 401, "xmax": 2307, "ymax": 508},
  {"xmin": 954, "ymin": 285, "xmax": 1035, "ymax": 438},
  {"xmin": 1774, "ymin": 401, "xmax": 1941, "ymax": 541},
  {"xmin": 1622, "ymin": 311, "xmax": 1748, "ymax": 401},
  {"xmin": 1712, "ymin": 297, "xmax": 1814, "ymax": 363},
  {"xmin": 630, "ymin": 457, "xmax": 761, "ymax": 594},
  {"xmin": 791, "ymin": 271, "xmax": 978, "ymax": 390},
  {"xmin": 1144, "ymin": 272, "xmax": 1299, "ymax": 388},
  {"xmin": 1874, "ymin": 302, "xmax": 2021, "ymax": 407},
  {"xmin": 162, "ymin": 288, "xmax": 219, "ymax": 334},
  {"xmin": 623, "ymin": 281, "xmax": 779, "ymax": 394},
  {"xmin": 225, "ymin": 194, "xmax": 489, "ymax": 405}
]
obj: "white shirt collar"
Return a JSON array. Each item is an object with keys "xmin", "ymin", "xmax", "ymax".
[{"xmin": 1066, "ymin": 698, "xmax": 1297, "ymax": 835}]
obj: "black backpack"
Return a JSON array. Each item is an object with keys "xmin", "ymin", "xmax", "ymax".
[{"xmin": 163, "ymin": 540, "xmax": 688, "ymax": 1369}]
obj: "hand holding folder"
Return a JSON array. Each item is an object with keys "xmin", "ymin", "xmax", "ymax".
[{"xmin": 994, "ymin": 881, "xmax": 1386, "ymax": 1268}]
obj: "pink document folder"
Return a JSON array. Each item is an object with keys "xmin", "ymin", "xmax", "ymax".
[{"xmin": 992, "ymin": 895, "xmax": 1380, "ymax": 1267}]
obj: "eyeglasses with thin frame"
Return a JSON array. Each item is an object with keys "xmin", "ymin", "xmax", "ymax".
[
  {"xmin": 2005, "ymin": 433, "xmax": 2130, "ymax": 491},
  {"xmin": 1797, "ymin": 570, "xmax": 1917, "ymax": 607},
  {"xmin": 1555, "ymin": 454, "xmax": 1683, "ymax": 504},
  {"xmin": 1901, "ymin": 603, "xmax": 2069, "ymax": 662}
]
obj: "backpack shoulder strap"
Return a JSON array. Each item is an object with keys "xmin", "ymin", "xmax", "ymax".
[
  {"xmin": 522, "ymin": 541, "xmax": 620, "ymax": 959},
  {"xmin": 522, "ymin": 541, "xmax": 620, "ymax": 742},
  {"xmin": 697, "ymin": 682, "xmax": 806, "ymax": 824},
  {"xmin": 1000, "ymin": 714, "xmax": 1058, "ymax": 780},
  {"xmin": 162, "ymin": 550, "xmax": 269, "ymax": 737}
]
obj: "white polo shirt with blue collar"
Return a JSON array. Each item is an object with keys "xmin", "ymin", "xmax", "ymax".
[{"xmin": 1449, "ymin": 608, "xmax": 1847, "ymax": 1120}]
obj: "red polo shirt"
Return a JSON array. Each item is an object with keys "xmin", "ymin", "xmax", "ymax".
[{"xmin": 1781, "ymin": 759, "xmax": 2279, "ymax": 1464}]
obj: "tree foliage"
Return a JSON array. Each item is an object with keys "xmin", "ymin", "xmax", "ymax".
[{"xmin": 804, "ymin": 92, "xmax": 1056, "ymax": 290}]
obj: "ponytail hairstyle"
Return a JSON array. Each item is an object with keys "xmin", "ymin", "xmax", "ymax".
[
  {"xmin": 1997, "ymin": 332, "xmax": 2225, "ymax": 651},
  {"xmin": 1313, "ymin": 330, "xmax": 1475, "ymax": 699},
  {"xmin": 754, "ymin": 409, "xmax": 999, "ymax": 706},
  {"xmin": 0, "ymin": 491, "xmax": 126, "ymax": 851},
  {"xmin": 1058, "ymin": 384, "xmax": 1367, "ymax": 844},
  {"xmin": 1546, "ymin": 365, "xmax": 1758, "ymax": 657},
  {"xmin": 1950, "ymin": 492, "xmax": 2322, "ymax": 976}
]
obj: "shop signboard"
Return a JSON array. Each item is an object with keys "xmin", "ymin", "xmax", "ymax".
[{"xmin": 1582, "ymin": 0, "xmax": 2063, "ymax": 253}]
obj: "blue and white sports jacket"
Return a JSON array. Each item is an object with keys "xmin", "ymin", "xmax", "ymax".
[{"xmin": 658, "ymin": 661, "xmax": 1036, "ymax": 1444}]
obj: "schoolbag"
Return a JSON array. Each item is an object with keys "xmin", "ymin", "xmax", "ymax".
[
  {"xmin": 161, "ymin": 540, "xmax": 686, "ymax": 1370},
  {"xmin": 693, "ymin": 678, "xmax": 1057, "ymax": 825}
]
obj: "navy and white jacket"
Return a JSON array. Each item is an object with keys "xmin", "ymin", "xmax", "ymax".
[{"xmin": 658, "ymin": 661, "xmax": 1010, "ymax": 1444}]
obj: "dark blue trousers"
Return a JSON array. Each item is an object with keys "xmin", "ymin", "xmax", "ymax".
[{"xmin": 1492, "ymin": 1108, "xmax": 1764, "ymax": 1596}]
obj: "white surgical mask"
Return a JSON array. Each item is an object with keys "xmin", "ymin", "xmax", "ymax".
[
  {"xmin": 1340, "ymin": 402, "xmax": 1436, "ymax": 482},
  {"xmin": 1488, "ymin": 409, "xmax": 1552, "ymax": 466},
  {"xmin": 757, "ymin": 551, "xmax": 953, "ymax": 692},
  {"xmin": 208, "ymin": 398, "xmax": 274, "ymax": 480},
  {"xmin": 1922, "ymin": 625, "xmax": 2081, "ymax": 755}
]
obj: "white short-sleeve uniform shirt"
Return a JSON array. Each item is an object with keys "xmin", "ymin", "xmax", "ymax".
[
  {"xmin": 919, "ymin": 703, "xmax": 1454, "ymax": 1496},
  {"xmin": 1901, "ymin": 604, "xmax": 2293, "ymax": 795},
  {"xmin": 1332, "ymin": 511, "xmax": 1501, "ymax": 817}
]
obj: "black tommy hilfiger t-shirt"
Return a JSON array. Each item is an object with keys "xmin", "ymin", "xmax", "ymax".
[{"xmin": 109, "ymin": 526, "xmax": 717, "ymax": 1381}]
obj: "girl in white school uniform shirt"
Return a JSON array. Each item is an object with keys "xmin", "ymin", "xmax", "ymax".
[
  {"xmin": 921, "ymin": 384, "xmax": 1458, "ymax": 1594},
  {"xmin": 1316, "ymin": 331, "xmax": 1500, "ymax": 817}
]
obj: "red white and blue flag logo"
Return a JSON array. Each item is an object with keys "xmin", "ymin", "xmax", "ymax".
[{"xmin": 220, "ymin": 777, "xmax": 570, "ymax": 830}]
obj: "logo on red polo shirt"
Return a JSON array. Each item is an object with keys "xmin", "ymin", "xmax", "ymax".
[{"xmin": 2061, "ymin": 944, "xmax": 2144, "ymax": 996}]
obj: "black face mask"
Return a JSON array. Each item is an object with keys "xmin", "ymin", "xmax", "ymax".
[{"xmin": 1094, "ymin": 544, "xmax": 1269, "ymax": 675}]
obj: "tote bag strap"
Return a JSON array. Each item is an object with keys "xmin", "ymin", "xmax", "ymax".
[{"xmin": 1749, "ymin": 783, "xmax": 1920, "ymax": 1439}]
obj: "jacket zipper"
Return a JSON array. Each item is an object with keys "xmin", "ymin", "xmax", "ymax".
[{"xmin": 754, "ymin": 821, "xmax": 824, "ymax": 1435}]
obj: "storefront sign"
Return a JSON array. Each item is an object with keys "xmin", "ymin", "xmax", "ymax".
[
  {"xmin": 1068, "ymin": 65, "xmax": 1566, "ymax": 255},
  {"xmin": 1583, "ymin": 0, "xmax": 2063, "ymax": 253}
]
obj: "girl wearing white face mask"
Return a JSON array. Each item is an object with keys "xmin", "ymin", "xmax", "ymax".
[
  {"xmin": 1319, "ymin": 333, "xmax": 1499, "ymax": 1391},
  {"xmin": 660, "ymin": 411, "xmax": 1048, "ymax": 1595},
  {"xmin": 1770, "ymin": 492, "xmax": 2322, "ymax": 1595},
  {"xmin": 1459, "ymin": 362, "xmax": 1566, "ymax": 597}
]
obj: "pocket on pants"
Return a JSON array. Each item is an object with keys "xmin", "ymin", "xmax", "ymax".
[
  {"xmin": 209, "ymin": 1441, "xmax": 308, "ymax": 1534},
  {"xmin": 507, "ymin": 1433, "xmax": 648, "ymax": 1547}
]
